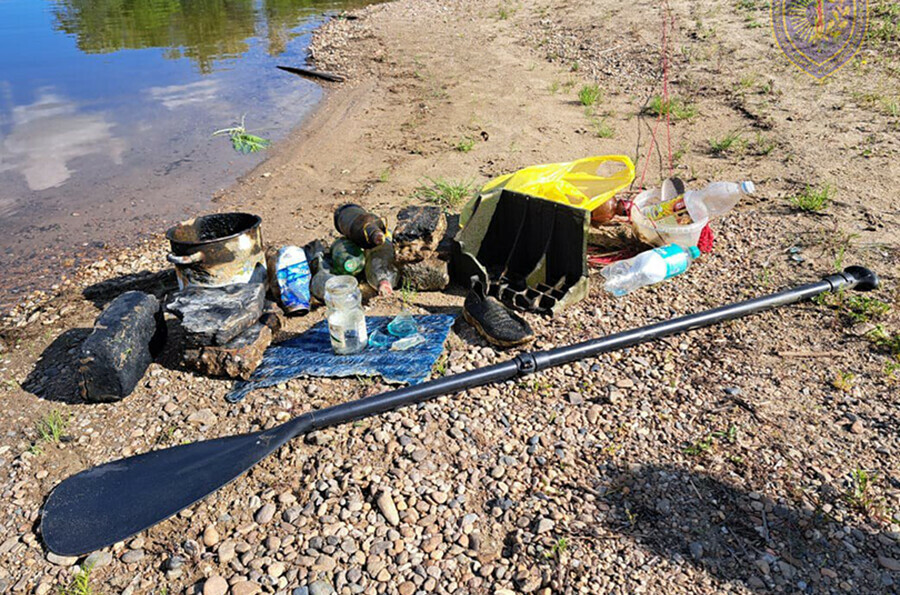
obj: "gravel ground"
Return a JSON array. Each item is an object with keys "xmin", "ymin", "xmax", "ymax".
[{"xmin": 0, "ymin": 0, "xmax": 899, "ymax": 594}]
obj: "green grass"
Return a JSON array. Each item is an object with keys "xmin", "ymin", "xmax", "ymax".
[
  {"xmin": 60, "ymin": 563, "xmax": 96, "ymax": 595},
  {"xmin": 544, "ymin": 537, "xmax": 569, "ymax": 560},
  {"xmin": 815, "ymin": 291, "xmax": 890, "ymax": 324},
  {"xmin": 399, "ymin": 278, "xmax": 418, "ymax": 306},
  {"xmin": 454, "ymin": 136, "xmax": 476, "ymax": 153},
  {"xmin": 683, "ymin": 425, "xmax": 737, "ymax": 456},
  {"xmin": 844, "ymin": 468, "xmax": 891, "ymax": 522},
  {"xmin": 414, "ymin": 177, "xmax": 473, "ymax": 211},
  {"xmin": 36, "ymin": 409, "xmax": 68, "ymax": 444},
  {"xmin": 708, "ymin": 131, "xmax": 742, "ymax": 155},
  {"xmin": 749, "ymin": 132, "xmax": 776, "ymax": 155},
  {"xmin": 578, "ymin": 84, "xmax": 601, "ymax": 107},
  {"xmin": 645, "ymin": 95, "xmax": 697, "ymax": 120},
  {"xmin": 497, "ymin": 3, "xmax": 516, "ymax": 19},
  {"xmin": 548, "ymin": 80, "xmax": 560, "ymax": 94},
  {"xmin": 788, "ymin": 184, "xmax": 832, "ymax": 212},
  {"xmin": 589, "ymin": 117, "xmax": 615, "ymax": 138},
  {"xmin": 377, "ymin": 168, "xmax": 390, "ymax": 183},
  {"xmin": 832, "ymin": 369, "xmax": 855, "ymax": 392},
  {"xmin": 867, "ymin": 325, "xmax": 900, "ymax": 357},
  {"xmin": 868, "ymin": 0, "xmax": 900, "ymax": 44}
]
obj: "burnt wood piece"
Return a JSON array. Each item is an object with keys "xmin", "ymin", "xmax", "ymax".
[{"xmin": 277, "ymin": 65, "xmax": 345, "ymax": 83}]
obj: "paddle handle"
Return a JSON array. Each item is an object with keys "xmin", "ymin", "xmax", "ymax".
[{"xmin": 297, "ymin": 267, "xmax": 877, "ymax": 435}]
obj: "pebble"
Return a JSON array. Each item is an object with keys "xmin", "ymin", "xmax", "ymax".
[
  {"xmin": 218, "ymin": 541, "xmax": 236, "ymax": 563},
  {"xmin": 121, "ymin": 549, "xmax": 144, "ymax": 564},
  {"xmin": 535, "ymin": 517, "xmax": 554, "ymax": 534},
  {"xmin": 850, "ymin": 419, "xmax": 864, "ymax": 434},
  {"xmin": 84, "ymin": 551, "xmax": 112, "ymax": 569},
  {"xmin": 879, "ymin": 556, "xmax": 900, "ymax": 571},
  {"xmin": 586, "ymin": 404, "xmax": 602, "ymax": 424},
  {"xmin": 231, "ymin": 581, "xmax": 261, "ymax": 595},
  {"xmin": 46, "ymin": 552, "xmax": 78, "ymax": 566},
  {"xmin": 255, "ymin": 502, "xmax": 277, "ymax": 524},
  {"xmin": 187, "ymin": 408, "xmax": 217, "ymax": 426},
  {"xmin": 203, "ymin": 575, "xmax": 228, "ymax": 595},
  {"xmin": 689, "ymin": 542, "xmax": 703, "ymax": 560},
  {"xmin": 203, "ymin": 524, "xmax": 220, "ymax": 547},
  {"xmin": 308, "ymin": 580, "xmax": 336, "ymax": 595},
  {"xmin": 398, "ymin": 581, "xmax": 416, "ymax": 595},
  {"xmin": 376, "ymin": 491, "xmax": 400, "ymax": 525}
]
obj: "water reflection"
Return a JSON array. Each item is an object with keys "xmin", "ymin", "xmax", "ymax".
[
  {"xmin": 0, "ymin": 90, "xmax": 124, "ymax": 191},
  {"xmin": 147, "ymin": 79, "xmax": 224, "ymax": 110},
  {"xmin": 51, "ymin": 0, "xmax": 333, "ymax": 73}
]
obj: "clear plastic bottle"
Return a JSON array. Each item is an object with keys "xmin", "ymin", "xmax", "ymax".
[
  {"xmin": 643, "ymin": 181, "xmax": 755, "ymax": 224},
  {"xmin": 365, "ymin": 240, "xmax": 399, "ymax": 296},
  {"xmin": 331, "ymin": 238, "xmax": 365, "ymax": 275},
  {"xmin": 601, "ymin": 244, "xmax": 701, "ymax": 296},
  {"xmin": 310, "ymin": 264, "xmax": 335, "ymax": 303},
  {"xmin": 324, "ymin": 276, "xmax": 368, "ymax": 354}
]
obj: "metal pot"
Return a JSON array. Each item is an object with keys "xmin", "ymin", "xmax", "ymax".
[{"xmin": 166, "ymin": 213, "xmax": 265, "ymax": 289}]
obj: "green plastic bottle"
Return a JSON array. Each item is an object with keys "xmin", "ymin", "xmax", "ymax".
[{"xmin": 331, "ymin": 238, "xmax": 365, "ymax": 275}]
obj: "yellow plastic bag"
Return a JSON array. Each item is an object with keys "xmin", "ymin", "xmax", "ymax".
[{"xmin": 480, "ymin": 155, "xmax": 635, "ymax": 212}]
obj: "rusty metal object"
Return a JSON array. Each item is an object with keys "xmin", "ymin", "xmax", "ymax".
[{"xmin": 165, "ymin": 213, "xmax": 265, "ymax": 289}]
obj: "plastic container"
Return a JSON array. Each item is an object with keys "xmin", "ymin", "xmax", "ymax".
[
  {"xmin": 601, "ymin": 244, "xmax": 701, "ymax": 296},
  {"xmin": 269, "ymin": 246, "xmax": 311, "ymax": 314},
  {"xmin": 365, "ymin": 240, "xmax": 399, "ymax": 296},
  {"xmin": 331, "ymin": 238, "xmax": 365, "ymax": 275},
  {"xmin": 631, "ymin": 181, "xmax": 754, "ymax": 248},
  {"xmin": 643, "ymin": 181, "xmax": 754, "ymax": 223},
  {"xmin": 324, "ymin": 276, "xmax": 368, "ymax": 355},
  {"xmin": 631, "ymin": 188, "xmax": 708, "ymax": 248}
]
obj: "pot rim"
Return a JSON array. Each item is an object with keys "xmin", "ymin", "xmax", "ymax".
[{"xmin": 165, "ymin": 213, "xmax": 262, "ymax": 247}]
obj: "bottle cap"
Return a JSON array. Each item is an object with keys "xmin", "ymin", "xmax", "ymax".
[
  {"xmin": 740, "ymin": 181, "xmax": 755, "ymax": 195},
  {"xmin": 688, "ymin": 246, "xmax": 701, "ymax": 259}
]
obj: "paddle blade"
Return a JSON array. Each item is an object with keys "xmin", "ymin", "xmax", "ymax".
[{"xmin": 41, "ymin": 420, "xmax": 302, "ymax": 556}]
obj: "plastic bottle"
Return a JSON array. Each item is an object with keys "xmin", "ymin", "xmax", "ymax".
[
  {"xmin": 365, "ymin": 240, "xmax": 399, "ymax": 296},
  {"xmin": 270, "ymin": 246, "xmax": 311, "ymax": 314},
  {"xmin": 331, "ymin": 238, "xmax": 365, "ymax": 275},
  {"xmin": 334, "ymin": 203, "xmax": 387, "ymax": 249},
  {"xmin": 601, "ymin": 244, "xmax": 701, "ymax": 297},
  {"xmin": 324, "ymin": 276, "xmax": 368, "ymax": 355},
  {"xmin": 643, "ymin": 181, "xmax": 755, "ymax": 224}
]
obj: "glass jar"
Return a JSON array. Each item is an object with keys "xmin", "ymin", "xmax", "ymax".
[{"xmin": 324, "ymin": 275, "xmax": 367, "ymax": 355}]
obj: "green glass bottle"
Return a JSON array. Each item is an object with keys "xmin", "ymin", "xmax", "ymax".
[{"xmin": 331, "ymin": 238, "xmax": 365, "ymax": 275}]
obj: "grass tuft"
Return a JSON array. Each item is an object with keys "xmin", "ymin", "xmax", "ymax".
[
  {"xmin": 646, "ymin": 96, "xmax": 697, "ymax": 120},
  {"xmin": 60, "ymin": 563, "xmax": 96, "ymax": 595},
  {"xmin": 708, "ymin": 131, "xmax": 742, "ymax": 155},
  {"xmin": 788, "ymin": 184, "xmax": 832, "ymax": 212},
  {"xmin": 454, "ymin": 136, "xmax": 476, "ymax": 153},
  {"xmin": 578, "ymin": 84, "xmax": 601, "ymax": 107},
  {"xmin": 414, "ymin": 177, "xmax": 473, "ymax": 211}
]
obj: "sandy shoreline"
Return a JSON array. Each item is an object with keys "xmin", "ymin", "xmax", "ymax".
[{"xmin": 0, "ymin": 0, "xmax": 898, "ymax": 593}]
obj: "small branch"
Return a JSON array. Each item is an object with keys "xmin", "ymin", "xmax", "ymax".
[{"xmin": 277, "ymin": 65, "xmax": 345, "ymax": 83}]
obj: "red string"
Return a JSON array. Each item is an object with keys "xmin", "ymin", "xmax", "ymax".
[{"xmin": 637, "ymin": 1, "xmax": 675, "ymax": 191}]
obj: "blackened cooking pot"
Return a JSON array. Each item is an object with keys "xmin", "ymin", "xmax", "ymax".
[{"xmin": 165, "ymin": 213, "xmax": 265, "ymax": 289}]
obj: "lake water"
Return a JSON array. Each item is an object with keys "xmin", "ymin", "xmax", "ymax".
[{"xmin": 0, "ymin": 0, "xmax": 370, "ymax": 310}]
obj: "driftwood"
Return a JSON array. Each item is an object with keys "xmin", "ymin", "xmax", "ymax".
[{"xmin": 277, "ymin": 65, "xmax": 345, "ymax": 83}]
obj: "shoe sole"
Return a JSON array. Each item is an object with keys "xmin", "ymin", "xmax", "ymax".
[{"xmin": 463, "ymin": 307, "xmax": 534, "ymax": 349}]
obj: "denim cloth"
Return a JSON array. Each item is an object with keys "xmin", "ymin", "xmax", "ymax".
[{"xmin": 226, "ymin": 314, "xmax": 456, "ymax": 403}]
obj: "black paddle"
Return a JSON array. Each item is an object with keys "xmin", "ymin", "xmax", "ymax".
[{"xmin": 41, "ymin": 267, "xmax": 878, "ymax": 556}]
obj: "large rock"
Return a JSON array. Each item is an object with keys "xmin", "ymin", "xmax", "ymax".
[
  {"xmin": 79, "ymin": 291, "xmax": 166, "ymax": 403},
  {"xmin": 168, "ymin": 281, "xmax": 265, "ymax": 348},
  {"xmin": 183, "ymin": 322, "xmax": 272, "ymax": 379},
  {"xmin": 399, "ymin": 258, "xmax": 449, "ymax": 291},
  {"xmin": 393, "ymin": 206, "xmax": 447, "ymax": 263}
]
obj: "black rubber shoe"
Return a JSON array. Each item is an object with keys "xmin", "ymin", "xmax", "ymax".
[{"xmin": 463, "ymin": 281, "xmax": 534, "ymax": 348}]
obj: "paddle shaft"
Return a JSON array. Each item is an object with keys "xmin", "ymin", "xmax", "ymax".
[{"xmin": 298, "ymin": 267, "xmax": 877, "ymax": 435}]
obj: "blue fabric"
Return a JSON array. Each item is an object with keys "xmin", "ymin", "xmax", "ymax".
[{"xmin": 226, "ymin": 314, "xmax": 456, "ymax": 403}]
